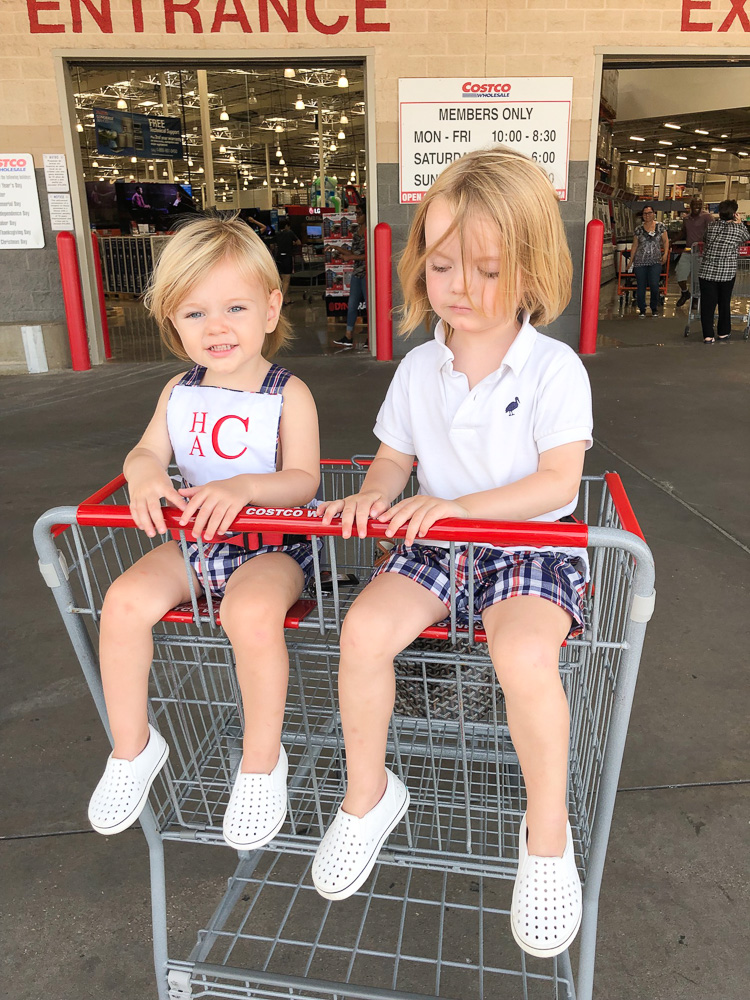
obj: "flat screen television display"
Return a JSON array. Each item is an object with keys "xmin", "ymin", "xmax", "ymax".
[
  {"xmin": 86, "ymin": 181, "xmax": 196, "ymax": 231},
  {"xmin": 306, "ymin": 224, "xmax": 322, "ymax": 238}
]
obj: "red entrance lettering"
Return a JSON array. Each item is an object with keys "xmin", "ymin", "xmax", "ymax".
[
  {"xmin": 71, "ymin": 0, "xmax": 112, "ymax": 31},
  {"xmin": 211, "ymin": 414, "xmax": 249, "ymax": 459},
  {"xmin": 26, "ymin": 0, "xmax": 65, "ymax": 32},
  {"xmin": 356, "ymin": 0, "xmax": 389, "ymax": 31},
  {"xmin": 259, "ymin": 0, "xmax": 298, "ymax": 31},
  {"xmin": 211, "ymin": 0, "xmax": 252, "ymax": 31},
  {"xmin": 131, "ymin": 0, "xmax": 144, "ymax": 30},
  {"xmin": 718, "ymin": 0, "xmax": 750, "ymax": 29},
  {"xmin": 305, "ymin": 0, "xmax": 347, "ymax": 34},
  {"xmin": 164, "ymin": 0, "xmax": 202, "ymax": 32},
  {"xmin": 189, "ymin": 435, "xmax": 205, "ymax": 457},
  {"xmin": 681, "ymin": 0, "xmax": 713, "ymax": 29}
]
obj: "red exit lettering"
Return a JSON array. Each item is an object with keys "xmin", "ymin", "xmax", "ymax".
[
  {"xmin": 681, "ymin": 0, "xmax": 750, "ymax": 30},
  {"xmin": 26, "ymin": 0, "xmax": 390, "ymax": 33}
]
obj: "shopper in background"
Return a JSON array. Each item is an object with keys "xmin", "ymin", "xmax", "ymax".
[
  {"xmin": 273, "ymin": 218, "xmax": 302, "ymax": 306},
  {"xmin": 699, "ymin": 199, "xmax": 750, "ymax": 343},
  {"xmin": 333, "ymin": 201, "xmax": 368, "ymax": 349},
  {"xmin": 629, "ymin": 206, "xmax": 669, "ymax": 318},
  {"xmin": 674, "ymin": 197, "xmax": 712, "ymax": 307}
]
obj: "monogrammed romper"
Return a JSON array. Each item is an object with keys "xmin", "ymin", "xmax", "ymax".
[{"xmin": 166, "ymin": 363, "xmax": 316, "ymax": 597}]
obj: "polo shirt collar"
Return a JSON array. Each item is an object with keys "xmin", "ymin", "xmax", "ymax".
[{"xmin": 434, "ymin": 314, "xmax": 537, "ymax": 377}]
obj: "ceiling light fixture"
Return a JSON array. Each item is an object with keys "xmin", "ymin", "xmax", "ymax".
[
  {"xmin": 76, "ymin": 120, "xmax": 84, "ymax": 132},
  {"xmin": 220, "ymin": 107, "xmax": 229, "ymax": 121},
  {"xmin": 694, "ymin": 129, "xmax": 709, "ymax": 135},
  {"xmin": 284, "ymin": 68, "xmax": 295, "ymax": 78},
  {"xmin": 663, "ymin": 122, "xmax": 680, "ymax": 130},
  {"xmin": 696, "ymin": 158, "xmax": 707, "ymax": 163},
  {"xmin": 92, "ymin": 160, "xmax": 99, "ymax": 167},
  {"xmin": 117, "ymin": 97, "xmax": 127, "ymax": 110},
  {"xmin": 275, "ymin": 123, "xmax": 284, "ymax": 133},
  {"xmin": 263, "ymin": 179, "xmax": 268, "ymax": 185},
  {"xmin": 675, "ymin": 155, "xmax": 687, "ymax": 161},
  {"xmin": 275, "ymin": 147, "xmax": 283, "ymax": 157},
  {"xmin": 295, "ymin": 94, "xmax": 305, "ymax": 110},
  {"xmin": 711, "ymin": 147, "xmax": 726, "ymax": 152},
  {"xmin": 658, "ymin": 140, "xmax": 672, "ymax": 146},
  {"xmin": 338, "ymin": 130, "xmax": 345, "ymax": 140},
  {"xmin": 338, "ymin": 71, "xmax": 349, "ymax": 88},
  {"xmin": 738, "ymin": 151, "xmax": 749, "ymax": 157},
  {"xmin": 629, "ymin": 136, "xmax": 645, "ymax": 141},
  {"xmin": 340, "ymin": 114, "xmax": 348, "ymax": 124}
]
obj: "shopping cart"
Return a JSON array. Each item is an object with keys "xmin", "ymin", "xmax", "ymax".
[
  {"xmin": 34, "ymin": 461, "xmax": 655, "ymax": 1000},
  {"xmin": 616, "ymin": 249, "xmax": 670, "ymax": 311},
  {"xmin": 684, "ymin": 241, "xmax": 750, "ymax": 339}
]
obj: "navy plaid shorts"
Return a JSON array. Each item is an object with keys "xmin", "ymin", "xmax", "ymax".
[
  {"xmin": 371, "ymin": 543, "xmax": 587, "ymax": 638},
  {"xmin": 186, "ymin": 536, "xmax": 320, "ymax": 600}
]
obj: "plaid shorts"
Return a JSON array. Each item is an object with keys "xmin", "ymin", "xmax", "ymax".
[
  {"xmin": 371, "ymin": 543, "xmax": 587, "ymax": 638},
  {"xmin": 186, "ymin": 536, "xmax": 320, "ymax": 600}
]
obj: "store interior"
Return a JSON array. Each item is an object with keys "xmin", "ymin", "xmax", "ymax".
[
  {"xmin": 592, "ymin": 60, "xmax": 750, "ymax": 345},
  {"xmin": 69, "ymin": 60, "xmax": 369, "ymax": 361}
]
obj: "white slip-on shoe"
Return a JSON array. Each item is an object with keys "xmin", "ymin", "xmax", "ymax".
[
  {"xmin": 511, "ymin": 813, "xmax": 582, "ymax": 958},
  {"xmin": 222, "ymin": 745, "xmax": 288, "ymax": 851},
  {"xmin": 312, "ymin": 769, "xmax": 410, "ymax": 901},
  {"xmin": 88, "ymin": 724, "xmax": 169, "ymax": 836}
]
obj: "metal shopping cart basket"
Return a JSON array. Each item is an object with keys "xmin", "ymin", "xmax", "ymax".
[
  {"xmin": 34, "ymin": 461, "xmax": 655, "ymax": 1000},
  {"xmin": 684, "ymin": 241, "xmax": 750, "ymax": 339}
]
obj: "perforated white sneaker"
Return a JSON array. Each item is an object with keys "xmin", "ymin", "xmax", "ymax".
[
  {"xmin": 511, "ymin": 813, "xmax": 582, "ymax": 958},
  {"xmin": 222, "ymin": 745, "xmax": 288, "ymax": 851},
  {"xmin": 88, "ymin": 724, "xmax": 169, "ymax": 836},
  {"xmin": 312, "ymin": 769, "xmax": 409, "ymax": 900}
]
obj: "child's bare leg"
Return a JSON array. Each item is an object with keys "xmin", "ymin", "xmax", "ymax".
[
  {"xmin": 338, "ymin": 573, "xmax": 447, "ymax": 816},
  {"xmin": 483, "ymin": 596, "xmax": 572, "ymax": 857},
  {"xmin": 219, "ymin": 553, "xmax": 304, "ymax": 774},
  {"xmin": 100, "ymin": 541, "xmax": 197, "ymax": 760}
]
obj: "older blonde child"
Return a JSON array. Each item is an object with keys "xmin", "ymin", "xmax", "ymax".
[
  {"xmin": 88, "ymin": 215, "xmax": 320, "ymax": 850},
  {"xmin": 314, "ymin": 148, "xmax": 592, "ymax": 958}
]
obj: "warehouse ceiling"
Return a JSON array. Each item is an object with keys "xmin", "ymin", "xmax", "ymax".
[
  {"xmin": 610, "ymin": 108, "xmax": 750, "ymax": 174},
  {"xmin": 70, "ymin": 62, "xmax": 367, "ymax": 196}
]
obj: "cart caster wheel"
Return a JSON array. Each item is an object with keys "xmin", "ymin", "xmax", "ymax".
[{"xmin": 684, "ymin": 326, "xmax": 690, "ymax": 338}]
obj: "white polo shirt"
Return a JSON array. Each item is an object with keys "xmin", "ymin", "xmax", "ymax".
[{"xmin": 373, "ymin": 317, "xmax": 593, "ymax": 563}]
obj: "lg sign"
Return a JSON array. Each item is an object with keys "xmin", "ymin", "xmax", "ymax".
[{"xmin": 462, "ymin": 82, "xmax": 512, "ymax": 96}]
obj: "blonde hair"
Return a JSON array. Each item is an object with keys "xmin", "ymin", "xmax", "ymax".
[
  {"xmin": 398, "ymin": 146, "xmax": 572, "ymax": 336},
  {"xmin": 143, "ymin": 212, "xmax": 292, "ymax": 359}
]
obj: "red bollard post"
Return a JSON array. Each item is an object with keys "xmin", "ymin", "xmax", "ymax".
[
  {"xmin": 374, "ymin": 222, "xmax": 393, "ymax": 361},
  {"xmin": 56, "ymin": 231, "xmax": 91, "ymax": 371},
  {"xmin": 579, "ymin": 219, "xmax": 604, "ymax": 355},
  {"xmin": 91, "ymin": 232, "xmax": 112, "ymax": 360}
]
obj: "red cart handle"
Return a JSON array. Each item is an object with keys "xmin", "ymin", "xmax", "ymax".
[{"xmin": 75, "ymin": 502, "xmax": 589, "ymax": 548}]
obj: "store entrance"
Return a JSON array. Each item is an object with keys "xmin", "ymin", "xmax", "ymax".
[
  {"xmin": 590, "ymin": 57, "xmax": 750, "ymax": 347},
  {"xmin": 68, "ymin": 59, "xmax": 370, "ymax": 362}
]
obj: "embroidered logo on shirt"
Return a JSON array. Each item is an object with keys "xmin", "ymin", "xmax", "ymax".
[{"xmin": 505, "ymin": 396, "xmax": 520, "ymax": 416}]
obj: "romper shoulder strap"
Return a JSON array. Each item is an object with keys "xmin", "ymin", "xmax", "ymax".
[
  {"xmin": 259, "ymin": 363, "xmax": 292, "ymax": 394},
  {"xmin": 178, "ymin": 365, "xmax": 206, "ymax": 386}
]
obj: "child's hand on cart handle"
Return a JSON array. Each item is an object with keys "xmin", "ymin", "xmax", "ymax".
[
  {"xmin": 178, "ymin": 476, "xmax": 254, "ymax": 542},
  {"xmin": 127, "ymin": 469, "xmax": 185, "ymax": 538},
  {"xmin": 317, "ymin": 491, "xmax": 390, "ymax": 540},
  {"xmin": 377, "ymin": 496, "xmax": 470, "ymax": 547}
]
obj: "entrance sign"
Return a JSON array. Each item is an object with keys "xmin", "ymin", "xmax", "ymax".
[
  {"xmin": 399, "ymin": 78, "xmax": 572, "ymax": 203},
  {"xmin": 0, "ymin": 154, "xmax": 44, "ymax": 249}
]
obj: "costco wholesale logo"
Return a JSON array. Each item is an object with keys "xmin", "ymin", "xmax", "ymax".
[
  {"xmin": 0, "ymin": 158, "xmax": 27, "ymax": 167},
  {"xmin": 462, "ymin": 82, "xmax": 512, "ymax": 98}
]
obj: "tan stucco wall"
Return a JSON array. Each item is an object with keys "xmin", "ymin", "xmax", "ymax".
[{"xmin": 2, "ymin": 0, "xmax": 750, "ymax": 166}]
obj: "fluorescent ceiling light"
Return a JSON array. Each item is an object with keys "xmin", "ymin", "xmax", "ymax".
[
  {"xmin": 663, "ymin": 123, "xmax": 681, "ymax": 130},
  {"xmin": 711, "ymin": 147, "xmax": 726, "ymax": 152},
  {"xmin": 629, "ymin": 136, "xmax": 645, "ymax": 141},
  {"xmin": 694, "ymin": 129, "xmax": 709, "ymax": 135},
  {"xmin": 658, "ymin": 140, "xmax": 672, "ymax": 146},
  {"xmin": 675, "ymin": 156, "xmax": 687, "ymax": 161}
]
